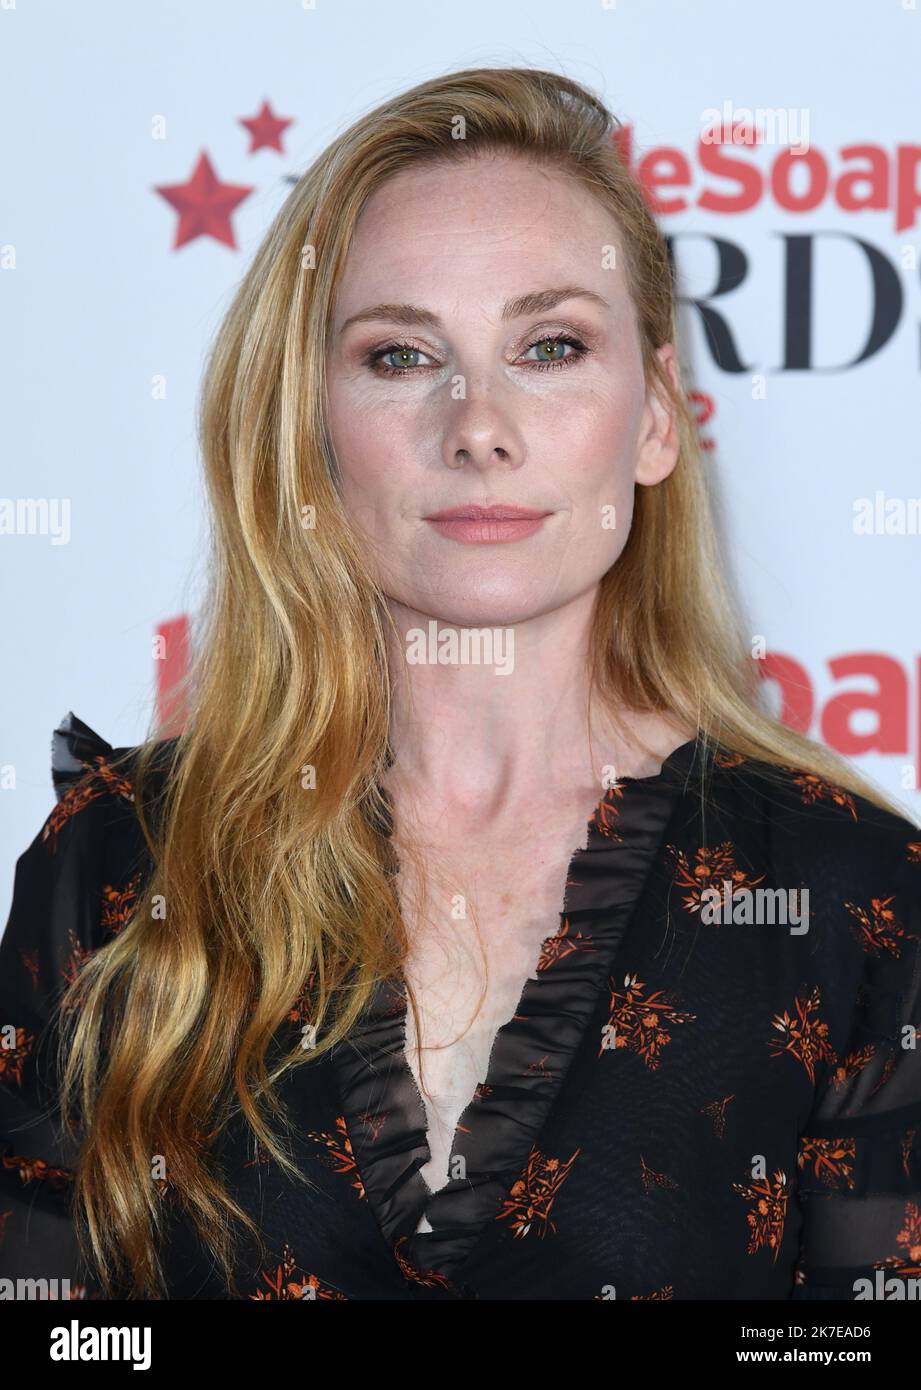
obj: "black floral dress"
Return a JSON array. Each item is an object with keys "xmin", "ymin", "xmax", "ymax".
[{"xmin": 2, "ymin": 710, "xmax": 921, "ymax": 1301}]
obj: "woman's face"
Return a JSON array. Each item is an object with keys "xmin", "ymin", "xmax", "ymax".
[{"xmin": 326, "ymin": 152, "xmax": 679, "ymax": 628}]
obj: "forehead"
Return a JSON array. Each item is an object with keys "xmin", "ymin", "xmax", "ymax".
[{"xmin": 333, "ymin": 153, "xmax": 627, "ymax": 318}]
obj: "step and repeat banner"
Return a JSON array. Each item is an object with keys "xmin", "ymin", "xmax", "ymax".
[{"xmin": 2, "ymin": 0, "xmax": 920, "ymax": 919}]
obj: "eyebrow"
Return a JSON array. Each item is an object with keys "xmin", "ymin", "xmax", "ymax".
[{"xmin": 337, "ymin": 285, "xmax": 610, "ymax": 335}]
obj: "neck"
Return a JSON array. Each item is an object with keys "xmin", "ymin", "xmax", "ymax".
[{"xmin": 382, "ymin": 587, "xmax": 688, "ymax": 820}]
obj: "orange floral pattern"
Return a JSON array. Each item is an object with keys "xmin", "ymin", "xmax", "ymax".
[
  {"xmin": 828, "ymin": 1043, "xmax": 876, "ymax": 1088},
  {"xmin": 599, "ymin": 972, "xmax": 696, "ymax": 1068},
  {"xmin": 0, "ymin": 1026, "xmax": 34, "ymax": 1087},
  {"xmin": 41, "ymin": 758, "xmax": 134, "ymax": 852},
  {"xmin": 668, "ymin": 840, "xmax": 766, "ymax": 915},
  {"xmin": 701, "ymin": 1095, "xmax": 734, "ymax": 1139},
  {"xmin": 306, "ymin": 1114, "xmax": 366, "ymax": 1199},
  {"xmin": 100, "ymin": 874, "xmax": 142, "ymax": 936},
  {"xmin": 495, "ymin": 1144, "xmax": 580, "ymax": 1239},
  {"xmin": 538, "ymin": 918, "xmax": 596, "ymax": 969},
  {"xmin": 769, "ymin": 987, "xmax": 836, "ymax": 1084},
  {"xmin": 589, "ymin": 783, "xmax": 627, "ymax": 842},
  {"xmin": 844, "ymin": 894, "xmax": 914, "ymax": 958},
  {"xmin": 639, "ymin": 1154, "xmax": 678, "ymax": 1194},
  {"xmin": 786, "ymin": 769, "xmax": 858, "ymax": 820},
  {"xmin": 250, "ymin": 1242, "xmax": 347, "ymax": 1300},
  {"xmin": 393, "ymin": 1236, "xmax": 459, "ymax": 1290},
  {"xmin": 732, "ymin": 1167, "xmax": 788, "ymax": 1261},
  {"xmin": 881, "ymin": 1200, "xmax": 921, "ymax": 1276},
  {"xmin": 2, "ymin": 1151, "xmax": 74, "ymax": 1190},
  {"xmin": 797, "ymin": 1135, "xmax": 857, "ymax": 1191},
  {"xmin": 60, "ymin": 926, "xmax": 90, "ymax": 989}
]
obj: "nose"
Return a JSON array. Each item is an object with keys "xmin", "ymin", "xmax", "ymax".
[
  {"xmin": 447, "ymin": 442, "xmax": 515, "ymax": 470},
  {"xmin": 442, "ymin": 391, "xmax": 525, "ymax": 473}
]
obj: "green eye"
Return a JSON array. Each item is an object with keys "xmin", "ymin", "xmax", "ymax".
[
  {"xmin": 533, "ymin": 337, "xmax": 569, "ymax": 361},
  {"xmin": 367, "ymin": 343, "xmax": 433, "ymax": 377},
  {"xmin": 525, "ymin": 334, "xmax": 588, "ymax": 367},
  {"xmin": 385, "ymin": 346, "xmax": 422, "ymax": 370}
]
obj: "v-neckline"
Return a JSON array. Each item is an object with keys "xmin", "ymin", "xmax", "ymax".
[{"xmin": 326, "ymin": 732, "xmax": 707, "ymax": 1291}]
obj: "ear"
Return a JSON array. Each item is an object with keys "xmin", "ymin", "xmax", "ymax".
[{"xmin": 635, "ymin": 343, "xmax": 681, "ymax": 487}]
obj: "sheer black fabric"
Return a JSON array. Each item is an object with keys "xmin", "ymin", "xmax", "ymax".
[
  {"xmin": 1, "ymin": 711, "xmax": 920, "ymax": 1300},
  {"xmin": 332, "ymin": 754, "xmax": 684, "ymax": 1286}
]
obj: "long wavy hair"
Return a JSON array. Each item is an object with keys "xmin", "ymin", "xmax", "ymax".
[{"xmin": 55, "ymin": 65, "xmax": 910, "ymax": 1300}]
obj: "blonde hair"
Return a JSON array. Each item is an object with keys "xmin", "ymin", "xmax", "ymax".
[{"xmin": 56, "ymin": 65, "xmax": 911, "ymax": 1300}]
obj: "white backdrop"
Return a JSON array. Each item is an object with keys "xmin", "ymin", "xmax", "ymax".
[{"xmin": 2, "ymin": 0, "xmax": 920, "ymax": 925}]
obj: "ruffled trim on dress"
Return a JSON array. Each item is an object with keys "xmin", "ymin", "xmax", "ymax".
[
  {"xmin": 50, "ymin": 712, "xmax": 181, "ymax": 846},
  {"xmin": 329, "ymin": 733, "xmax": 711, "ymax": 1290},
  {"xmin": 50, "ymin": 710, "xmax": 135, "ymax": 802}
]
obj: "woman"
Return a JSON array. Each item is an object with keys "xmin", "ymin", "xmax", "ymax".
[{"xmin": 2, "ymin": 67, "xmax": 920, "ymax": 1303}]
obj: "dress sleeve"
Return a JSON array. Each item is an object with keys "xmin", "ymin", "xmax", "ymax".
[
  {"xmin": 792, "ymin": 832, "xmax": 921, "ymax": 1300},
  {"xmin": 0, "ymin": 713, "xmax": 139, "ymax": 1298}
]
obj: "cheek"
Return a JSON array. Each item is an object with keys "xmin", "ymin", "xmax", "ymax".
[
  {"xmin": 532, "ymin": 408, "xmax": 637, "ymax": 583},
  {"xmin": 329, "ymin": 384, "xmax": 416, "ymax": 502},
  {"xmin": 330, "ymin": 411, "xmax": 391, "ymax": 520},
  {"xmin": 554, "ymin": 401, "xmax": 637, "ymax": 533}
]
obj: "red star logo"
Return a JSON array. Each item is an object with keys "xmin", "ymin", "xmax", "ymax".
[
  {"xmin": 239, "ymin": 99, "xmax": 294, "ymax": 154},
  {"xmin": 154, "ymin": 151, "xmax": 253, "ymax": 250}
]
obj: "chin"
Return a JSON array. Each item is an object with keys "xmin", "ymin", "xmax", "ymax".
[{"xmin": 403, "ymin": 586, "xmax": 565, "ymax": 629}]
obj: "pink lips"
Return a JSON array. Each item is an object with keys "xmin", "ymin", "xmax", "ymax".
[{"xmin": 424, "ymin": 504, "xmax": 552, "ymax": 544}]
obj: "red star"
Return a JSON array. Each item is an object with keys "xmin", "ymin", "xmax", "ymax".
[
  {"xmin": 154, "ymin": 151, "xmax": 253, "ymax": 250},
  {"xmin": 239, "ymin": 99, "xmax": 294, "ymax": 154}
]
